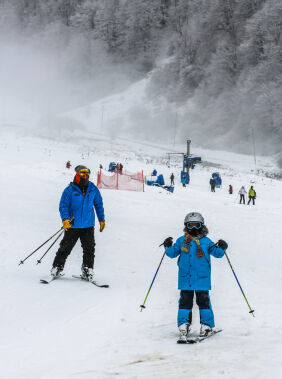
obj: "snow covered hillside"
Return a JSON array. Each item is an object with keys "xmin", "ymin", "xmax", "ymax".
[{"xmin": 0, "ymin": 127, "xmax": 282, "ymax": 379}]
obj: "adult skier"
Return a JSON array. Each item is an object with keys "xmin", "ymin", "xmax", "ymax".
[
  {"xmin": 170, "ymin": 173, "xmax": 175, "ymax": 186},
  {"xmin": 209, "ymin": 178, "xmax": 216, "ymax": 192},
  {"xmin": 247, "ymin": 186, "xmax": 256, "ymax": 205},
  {"xmin": 51, "ymin": 165, "xmax": 105, "ymax": 281},
  {"xmin": 162, "ymin": 212, "xmax": 227, "ymax": 343},
  {"xmin": 239, "ymin": 186, "xmax": 247, "ymax": 204}
]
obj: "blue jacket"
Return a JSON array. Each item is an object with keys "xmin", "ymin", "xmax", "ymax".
[
  {"xmin": 59, "ymin": 182, "xmax": 104, "ymax": 229},
  {"xmin": 165, "ymin": 234, "xmax": 224, "ymax": 290}
]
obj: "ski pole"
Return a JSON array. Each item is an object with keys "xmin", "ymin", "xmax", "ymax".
[
  {"xmin": 18, "ymin": 227, "xmax": 63, "ymax": 265},
  {"xmin": 140, "ymin": 240, "xmax": 169, "ymax": 312},
  {"xmin": 36, "ymin": 230, "xmax": 64, "ymax": 265},
  {"xmin": 224, "ymin": 251, "xmax": 255, "ymax": 317},
  {"xmin": 18, "ymin": 217, "xmax": 74, "ymax": 265}
]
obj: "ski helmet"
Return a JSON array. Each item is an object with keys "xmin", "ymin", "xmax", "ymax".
[{"xmin": 184, "ymin": 212, "xmax": 204, "ymax": 226}]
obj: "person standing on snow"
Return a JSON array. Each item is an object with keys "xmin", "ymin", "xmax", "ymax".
[
  {"xmin": 162, "ymin": 212, "xmax": 227, "ymax": 343},
  {"xmin": 238, "ymin": 186, "xmax": 247, "ymax": 204},
  {"xmin": 170, "ymin": 173, "xmax": 175, "ymax": 186},
  {"xmin": 247, "ymin": 186, "xmax": 256, "ymax": 205},
  {"xmin": 209, "ymin": 178, "xmax": 216, "ymax": 192},
  {"xmin": 229, "ymin": 185, "xmax": 233, "ymax": 194},
  {"xmin": 181, "ymin": 173, "xmax": 186, "ymax": 187},
  {"xmin": 51, "ymin": 165, "xmax": 105, "ymax": 281}
]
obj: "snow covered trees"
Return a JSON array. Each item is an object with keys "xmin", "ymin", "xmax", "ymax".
[{"xmin": 1, "ymin": 0, "xmax": 282, "ymax": 162}]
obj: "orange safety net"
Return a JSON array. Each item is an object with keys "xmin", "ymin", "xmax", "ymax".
[{"xmin": 97, "ymin": 169, "xmax": 144, "ymax": 192}]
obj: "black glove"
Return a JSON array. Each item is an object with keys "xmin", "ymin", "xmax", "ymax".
[
  {"xmin": 163, "ymin": 237, "xmax": 173, "ymax": 248},
  {"xmin": 217, "ymin": 239, "xmax": 228, "ymax": 250}
]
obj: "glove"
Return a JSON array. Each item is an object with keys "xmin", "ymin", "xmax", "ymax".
[
  {"xmin": 62, "ymin": 219, "xmax": 72, "ymax": 231},
  {"xmin": 99, "ymin": 221, "xmax": 105, "ymax": 232},
  {"xmin": 163, "ymin": 237, "xmax": 173, "ymax": 248},
  {"xmin": 217, "ymin": 239, "xmax": 228, "ymax": 250}
]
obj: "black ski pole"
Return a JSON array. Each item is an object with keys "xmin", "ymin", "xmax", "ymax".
[
  {"xmin": 36, "ymin": 230, "xmax": 64, "ymax": 265},
  {"xmin": 140, "ymin": 239, "xmax": 170, "ymax": 312},
  {"xmin": 18, "ymin": 227, "xmax": 63, "ymax": 266},
  {"xmin": 224, "ymin": 251, "xmax": 255, "ymax": 317},
  {"xmin": 18, "ymin": 217, "xmax": 74, "ymax": 266}
]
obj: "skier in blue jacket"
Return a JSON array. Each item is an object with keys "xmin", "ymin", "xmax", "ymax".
[
  {"xmin": 51, "ymin": 165, "xmax": 105, "ymax": 281},
  {"xmin": 163, "ymin": 212, "xmax": 228, "ymax": 343}
]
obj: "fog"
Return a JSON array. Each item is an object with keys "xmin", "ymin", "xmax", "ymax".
[
  {"xmin": 0, "ymin": 0, "xmax": 282, "ymax": 167},
  {"xmin": 0, "ymin": 4, "xmax": 132, "ymax": 132}
]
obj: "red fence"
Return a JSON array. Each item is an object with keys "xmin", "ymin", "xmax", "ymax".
[{"xmin": 97, "ymin": 169, "xmax": 144, "ymax": 192}]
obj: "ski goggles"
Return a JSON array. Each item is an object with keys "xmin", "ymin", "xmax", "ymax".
[
  {"xmin": 186, "ymin": 221, "xmax": 203, "ymax": 230},
  {"xmin": 77, "ymin": 168, "xmax": 91, "ymax": 177}
]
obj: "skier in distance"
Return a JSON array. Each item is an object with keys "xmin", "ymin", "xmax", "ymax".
[
  {"xmin": 247, "ymin": 186, "xmax": 256, "ymax": 205},
  {"xmin": 51, "ymin": 165, "xmax": 105, "ymax": 281},
  {"xmin": 238, "ymin": 186, "xmax": 247, "ymax": 204},
  {"xmin": 162, "ymin": 212, "xmax": 227, "ymax": 343}
]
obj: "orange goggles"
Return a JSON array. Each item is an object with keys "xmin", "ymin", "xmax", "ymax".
[{"xmin": 77, "ymin": 168, "xmax": 90, "ymax": 177}]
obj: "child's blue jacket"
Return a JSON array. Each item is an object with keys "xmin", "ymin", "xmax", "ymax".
[{"xmin": 165, "ymin": 233, "xmax": 224, "ymax": 290}]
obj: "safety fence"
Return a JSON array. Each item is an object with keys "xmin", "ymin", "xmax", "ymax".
[{"xmin": 97, "ymin": 169, "xmax": 144, "ymax": 192}]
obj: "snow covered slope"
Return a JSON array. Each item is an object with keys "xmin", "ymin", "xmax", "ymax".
[{"xmin": 0, "ymin": 127, "xmax": 281, "ymax": 379}]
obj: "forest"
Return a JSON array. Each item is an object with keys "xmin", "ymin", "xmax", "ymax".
[{"xmin": 1, "ymin": 0, "xmax": 281, "ymax": 164}]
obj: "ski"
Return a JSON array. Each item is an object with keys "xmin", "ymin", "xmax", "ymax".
[
  {"xmin": 72, "ymin": 275, "xmax": 109, "ymax": 288},
  {"xmin": 40, "ymin": 274, "xmax": 64, "ymax": 284},
  {"xmin": 186, "ymin": 329, "xmax": 222, "ymax": 344}
]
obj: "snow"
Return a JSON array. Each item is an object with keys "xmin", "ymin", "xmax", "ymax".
[{"xmin": 0, "ymin": 127, "xmax": 282, "ymax": 379}]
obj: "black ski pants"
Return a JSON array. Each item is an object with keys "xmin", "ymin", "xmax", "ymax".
[
  {"xmin": 179, "ymin": 290, "xmax": 211, "ymax": 324},
  {"xmin": 53, "ymin": 227, "xmax": 95, "ymax": 269},
  {"xmin": 240, "ymin": 194, "xmax": 245, "ymax": 204},
  {"xmin": 170, "ymin": 179, "xmax": 174, "ymax": 186},
  {"xmin": 211, "ymin": 186, "xmax": 215, "ymax": 192},
  {"xmin": 248, "ymin": 196, "xmax": 255, "ymax": 205}
]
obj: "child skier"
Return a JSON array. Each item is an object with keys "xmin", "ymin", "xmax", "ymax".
[{"xmin": 162, "ymin": 212, "xmax": 228, "ymax": 343}]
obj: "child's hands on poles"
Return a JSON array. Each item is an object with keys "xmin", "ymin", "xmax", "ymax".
[
  {"xmin": 163, "ymin": 237, "xmax": 173, "ymax": 248},
  {"xmin": 217, "ymin": 239, "xmax": 228, "ymax": 250}
]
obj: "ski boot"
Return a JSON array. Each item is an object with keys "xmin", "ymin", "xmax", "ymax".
[
  {"xmin": 81, "ymin": 266, "xmax": 94, "ymax": 282},
  {"xmin": 199, "ymin": 323, "xmax": 213, "ymax": 337},
  {"xmin": 50, "ymin": 265, "xmax": 64, "ymax": 278},
  {"xmin": 177, "ymin": 323, "xmax": 191, "ymax": 344}
]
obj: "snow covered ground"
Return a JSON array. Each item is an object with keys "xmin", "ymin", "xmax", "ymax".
[{"xmin": 0, "ymin": 127, "xmax": 282, "ymax": 379}]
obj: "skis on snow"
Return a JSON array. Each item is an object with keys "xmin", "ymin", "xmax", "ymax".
[
  {"xmin": 40, "ymin": 274, "xmax": 65, "ymax": 284},
  {"xmin": 72, "ymin": 275, "xmax": 109, "ymax": 288},
  {"xmin": 178, "ymin": 329, "xmax": 222, "ymax": 344},
  {"xmin": 40, "ymin": 274, "xmax": 109, "ymax": 288}
]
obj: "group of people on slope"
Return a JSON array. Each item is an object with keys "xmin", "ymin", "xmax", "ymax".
[
  {"xmin": 51, "ymin": 165, "xmax": 228, "ymax": 344},
  {"xmin": 238, "ymin": 185, "xmax": 256, "ymax": 205},
  {"xmin": 210, "ymin": 180, "xmax": 256, "ymax": 206}
]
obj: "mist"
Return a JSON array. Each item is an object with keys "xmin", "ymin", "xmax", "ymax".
[
  {"xmin": 0, "ymin": 1, "xmax": 133, "ymax": 133},
  {"xmin": 0, "ymin": 0, "xmax": 282, "ymax": 167}
]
